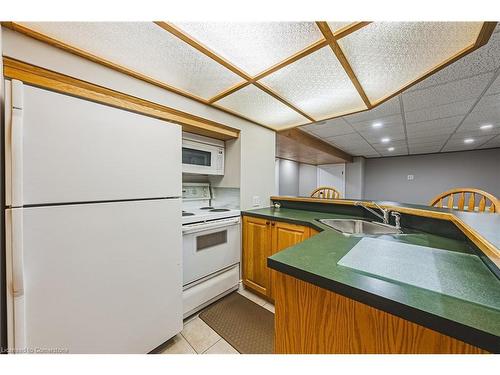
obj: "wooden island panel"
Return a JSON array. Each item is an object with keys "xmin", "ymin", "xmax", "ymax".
[{"xmin": 273, "ymin": 272, "xmax": 487, "ymax": 354}]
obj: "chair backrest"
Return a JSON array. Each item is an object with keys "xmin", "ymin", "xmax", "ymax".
[
  {"xmin": 310, "ymin": 186, "xmax": 341, "ymax": 200},
  {"xmin": 429, "ymin": 188, "xmax": 499, "ymax": 213}
]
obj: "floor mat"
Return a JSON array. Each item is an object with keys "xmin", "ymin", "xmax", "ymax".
[{"xmin": 199, "ymin": 292, "xmax": 274, "ymax": 354}]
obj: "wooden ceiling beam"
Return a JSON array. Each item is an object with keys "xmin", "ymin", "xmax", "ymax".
[
  {"xmin": 253, "ymin": 82, "xmax": 316, "ymax": 122},
  {"xmin": 154, "ymin": 21, "xmax": 252, "ymax": 81},
  {"xmin": 475, "ymin": 22, "xmax": 498, "ymax": 48},
  {"xmin": 316, "ymin": 21, "xmax": 372, "ymax": 109},
  {"xmin": 334, "ymin": 21, "xmax": 372, "ymax": 39},
  {"xmin": 156, "ymin": 21, "xmax": 317, "ymax": 124},
  {"xmin": 277, "ymin": 127, "xmax": 353, "ymax": 163}
]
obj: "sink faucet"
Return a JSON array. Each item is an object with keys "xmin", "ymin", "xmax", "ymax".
[{"xmin": 355, "ymin": 201, "xmax": 390, "ymax": 224}]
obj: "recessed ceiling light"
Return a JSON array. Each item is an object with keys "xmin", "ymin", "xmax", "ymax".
[
  {"xmin": 372, "ymin": 122, "xmax": 383, "ymax": 128},
  {"xmin": 480, "ymin": 124, "xmax": 493, "ymax": 130},
  {"xmin": 464, "ymin": 138, "xmax": 474, "ymax": 144},
  {"xmin": 381, "ymin": 137, "xmax": 390, "ymax": 143},
  {"xmin": 388, "ymin": 147, "xmax": 395, "ymax": 151}
]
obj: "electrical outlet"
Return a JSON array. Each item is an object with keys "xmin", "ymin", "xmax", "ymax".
[
  {"xmin": 407, "ymin": 174, "xmax": 414, "ymax": 181},
  {"xmin": 252, "ymin": 196, "xmax": 260, "ymax": 207}
]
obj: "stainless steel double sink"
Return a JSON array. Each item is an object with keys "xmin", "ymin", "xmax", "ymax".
[{"xmin": 318, "ymin": 218, "xmax": 402, "ymax": 236}]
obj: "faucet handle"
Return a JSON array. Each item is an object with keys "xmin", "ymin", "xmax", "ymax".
[{"xmin": 391, "ymin": 211, "xmax": 401, "ymax": 229}]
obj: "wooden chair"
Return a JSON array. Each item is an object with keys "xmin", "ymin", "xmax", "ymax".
[
  {"xmin": 429, "ymin": 188, "xmax": 500, "ymax": 213},
  {"xmin": 310, "ymin": 186, "xmax": 342, "ymax": 199}
]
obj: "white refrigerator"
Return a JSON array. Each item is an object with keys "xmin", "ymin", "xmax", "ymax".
[{"xmin": 4, "ymin": 80, "xmax": 183, "ymax": 353}]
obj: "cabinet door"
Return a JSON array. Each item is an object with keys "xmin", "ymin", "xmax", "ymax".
[
  {"xmin": 242, "ymin": 216, "xmax": 272, "ymax": 296},
  {"xmin": 269, "ymin": 221, "xmax": 311, "ymax": 300}
]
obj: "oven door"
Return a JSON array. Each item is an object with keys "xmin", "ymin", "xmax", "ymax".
[
  {"xmin": 182, "ymin": 139, "xmax": 223, "ymax": 175},
  {"xmin": 182, "ymin": 217, "xmax": 241, "ymax": 285}
]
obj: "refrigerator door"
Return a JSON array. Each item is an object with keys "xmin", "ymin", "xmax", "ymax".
[
  {"xmin": 5, "ymin": 198, "xmax": 182, "ymax": 353},
  {"xmin": 5, "ymin": 80, "xmax": 181, "ymax": 206}
]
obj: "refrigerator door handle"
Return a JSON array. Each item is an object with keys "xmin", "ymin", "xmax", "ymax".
[
  {"xmin": 11, "ymin": 79, "xmax": 24, "ymax": 207},
  {"xmin": 12, "ymin": 209, "xmax": 25, "ymax": 297}
]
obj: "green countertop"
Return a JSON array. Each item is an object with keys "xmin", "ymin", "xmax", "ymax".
[{"xmin": 242, "ymin": 206, "xmax": 500, "ymax": 352}]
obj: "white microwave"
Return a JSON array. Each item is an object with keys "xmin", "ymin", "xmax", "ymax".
[{"xmin": 182, "ymin": 132, "xmax": 225, "ymax": 175}]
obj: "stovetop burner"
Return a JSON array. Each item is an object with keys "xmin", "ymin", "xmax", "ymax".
[
  {"xmin": 182, "ymin": 212, "xmax": 195, "ymax": 216},
  {"xmin": 200, "ymin": 206, "xmax": 214, "ymax": 210},
  {"xmin": 209, "ymin": 208, "xmax": 230, "ymax": 212}
]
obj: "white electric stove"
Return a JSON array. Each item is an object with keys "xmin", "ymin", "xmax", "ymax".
[{"xmin": 181, "ymin": 183, "xmax": 241, "ymax": 318}]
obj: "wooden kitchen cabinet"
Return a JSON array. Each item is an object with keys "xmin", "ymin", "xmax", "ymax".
[{"xmin": 242, "ymin": 215, "xmax": 316, "ymax": 300}]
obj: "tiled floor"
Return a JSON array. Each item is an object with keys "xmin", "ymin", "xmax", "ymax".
[{"xmin": 160, "ymin": 287, "xmax": 274, "ymax": 354}]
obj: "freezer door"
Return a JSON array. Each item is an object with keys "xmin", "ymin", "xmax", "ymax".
[
  {"xmin": 5, "ymin": 80, "xmax": 181, "ymax": 206},
  {"xmin": 5, "ymin": 199, "xmax": 182, "ymax": 353}
]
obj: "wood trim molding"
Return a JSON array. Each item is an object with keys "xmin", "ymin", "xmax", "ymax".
[
  {"xmin": 155, "ymin": 21, "xmax": 317, "ymax": 122},
  {"xmin": 154, "ymin": 21, "xmax": 252, "ymax": 81},
  {"xmin": 0, "ymin": 21, "xmax": 265, "ymax": 129},
  {"xmin": 316, "ymin": 21, "xmax": 372, "ymax": 109},
  {"xmin": 277, "ymin": 127, "xmax": 353, "ymax": 162},
  {"xmin": 334, "ymin": 21, "xmax": 372, "ymax": 39},
  {"xmin": 3, "ymin": 57, "xmax": 240, "ymax": 140},
  {"xmin": 475, "ymin": 22, "xmax": 498, "ymax": 48},
  {"xmin": 270, "ymin": 196, "xmax": 500, "ymax": 269}
]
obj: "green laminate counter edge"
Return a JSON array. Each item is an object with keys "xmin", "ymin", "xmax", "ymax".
[{"xmin": 241, "ymin": 207, "xmax": 500, "ymax": 353}]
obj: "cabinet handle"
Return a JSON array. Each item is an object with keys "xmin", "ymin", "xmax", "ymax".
[
  {"xmin": 271, "ymin": 222, "xmax": 275, "ymax": 226},
  {"xmin": 266, "ymin": 221, "xmax": 270, "ymax": 225}
]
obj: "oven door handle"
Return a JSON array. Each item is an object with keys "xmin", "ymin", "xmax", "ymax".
[{"xmin": 182, "ymin": 217, "xmax": 240, "ymax": 235}]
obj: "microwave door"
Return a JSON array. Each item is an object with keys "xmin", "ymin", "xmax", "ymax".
[{"xmin": 182, "ymin": 140, "xmax": 223, "ymax": 175}]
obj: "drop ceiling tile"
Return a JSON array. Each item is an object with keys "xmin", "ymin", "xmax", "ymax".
[
  {"xmin": 409, "ymin": 145, "xmax": 443, "ymax": 154},
  {"xmin": 20, "ymin": 22, "xmax": 244, "ymax": 99},
  {"xmin": 460, "ymin": 106, "xmax": 500, "ymax": 130},
  {"xmin": 448, "ymin": 130, "xmax": 500, "ymax": 141},
  {"xmin": 478, "ymin": 135, "xmax": 500, "ymax": 148},
  {"xmin": 407, "ymin": 30, "xmax": 500, "ymax": 91},
  {"xmin": 172, "ymin": 22, "xmax": 324, "ymax": 76},
  {"xmin": 407, "ymin": 137, "xmax": 448, "ymax": 147},
  {"xmin": 360, "ymin": 130, "xmax": 406, "ymax": 144},
  {"xmin": 371, "ymin": 139, "xmax": 408, "ymax": 151},
  {"xmin": 379, "ymin": 148, "xmax": 409, "ymax": 157},
  {"xmin": 260, "ymin": 46, "xmax": 367, "ymax": 119},
  {"xmin": 406, "ymin": 116, "xmax": 462, "ymax": 136},
  {"xmin": 343, "ymin": 96, "xmax": 401, "ymax": 124},
  {"xmin": 215, "ymin": 84, "xmax": 309, "ymax": 129},
  {"xmin": 456, "ymin": 121, "xmax": 500, "ymax": 134},
  {"xmin": 300, "ymin": 118, "xmax": 355, "ymax": 138},
  {"xmin": 338, "ymin": 22, "xmax": 483, "ymax": 102},
  {"xmin": 348, "ymin": 114, "xmax": 403, "ymax": 131},
  {"xmin": 473, "ymin": 92, "xmax": 500, "ymax": 111},
  {"xmin": 442, "ymin": 135, "xmax": 493, "ymax": 151},
  {"xmin": 484, "ymin": 74, "xmax": 500, "ymax": 96},
  {"xmin": 404, "ymin": 99, "xmax": 474, "ymax": 124},
  {"xmin": 326, "ymin": 133, "xmax": 372, "ymax": 148},
  {"xmin": 402, "ymin": 72, "xmax": 493, "ymax": 112}
]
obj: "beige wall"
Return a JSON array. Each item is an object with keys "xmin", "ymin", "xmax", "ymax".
[{"xmin": 2, "ymin": 27, "xmax": 276, "ymax": 210}]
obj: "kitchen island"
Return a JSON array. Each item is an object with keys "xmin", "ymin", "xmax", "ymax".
[{"xmin": 242, "ymin": 197, "xmax": 500, "ymax": 354}]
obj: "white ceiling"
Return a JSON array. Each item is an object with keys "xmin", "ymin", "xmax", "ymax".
[
  {"xmin": 17, "ymin": 21, "xmax": 485, "ymax": 130},
  {"xmin": 300, "ymin": 25, "xmax": 500, "ymax": 157}
]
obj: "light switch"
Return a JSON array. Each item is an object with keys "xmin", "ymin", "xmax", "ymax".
[{"xmin": 407, "ymin": 174, "xmax": 414, "ymax": 181}]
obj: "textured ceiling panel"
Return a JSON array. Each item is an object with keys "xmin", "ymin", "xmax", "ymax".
[
  {"xmin": 343, "ymin": 96, "xmax": 401, "ymax": 124},
  {"xmin": 261, "ymin": 47, "xmax": 367, "ymax": 119},
  {"xmin": 327, "ymin": 22, "xmax": 356, "ymax": 34},
  {"xmin": 404, "ymin": 99, "xmax": 475, "ymax": 124},
  {"xmin": 172, "ymin": 22, "xmax": 324, "ymax": 76},
  {"xmin": 402, "ymin": 72, "xmax": 493, "ymax": 112},
  {"xmin": 20, "ymin": 22, "xmax": 243, "ymax": 99},
  {"xmin": 301, "ymin": 119, "xmax": 355, "ymax": 138},
  {"xmin": 215, "ymin": 84, "xmax": 308, "ymax": 129},
  {"xmin": 408, "ymin": 29, "xmax": 500, "ymax": 91},
  {"xmin": 338, "ymin": 22, "xmax": 483, "ymax": 102}
]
